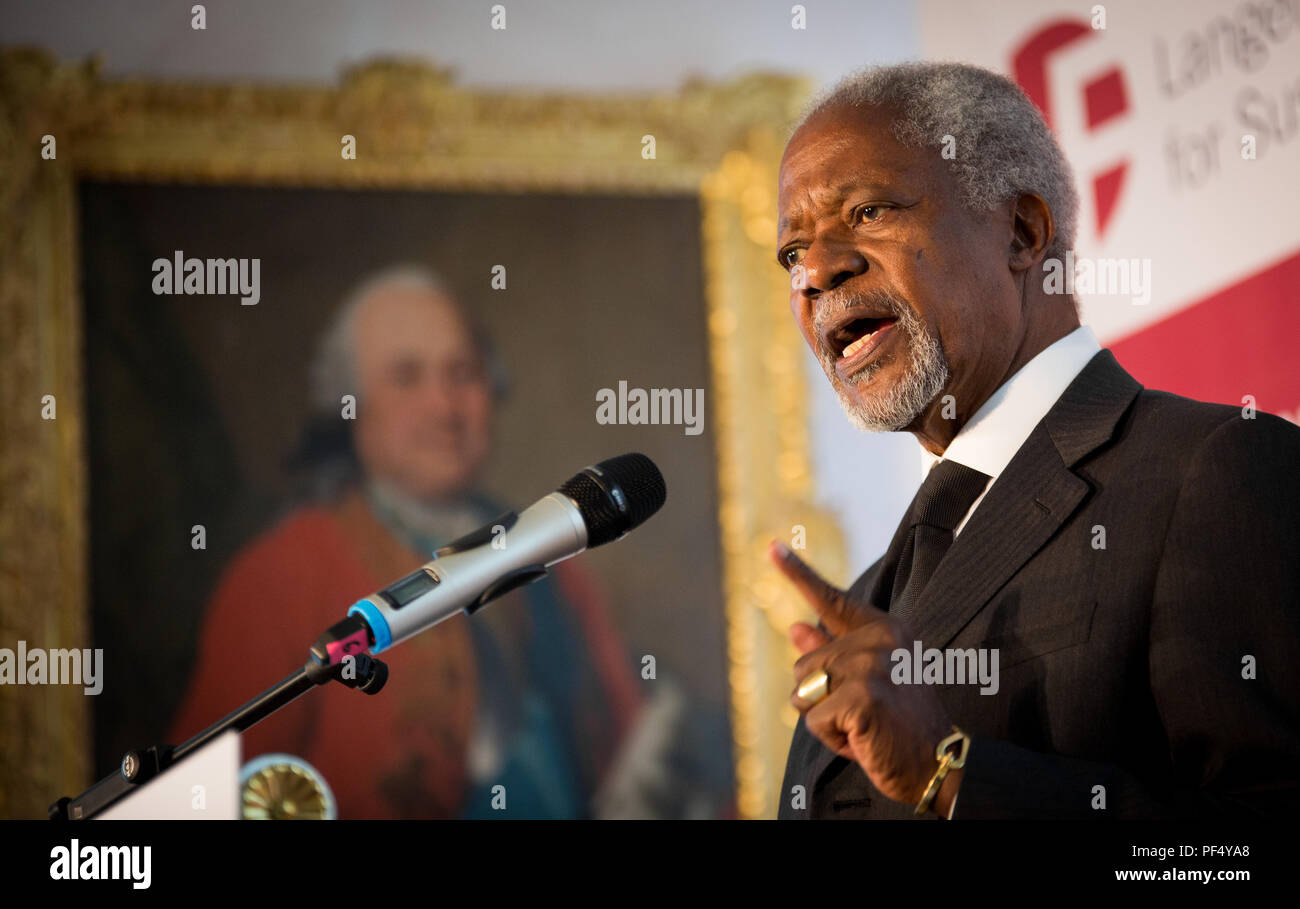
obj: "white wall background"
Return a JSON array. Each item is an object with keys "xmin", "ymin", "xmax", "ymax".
[{"xmin": 1, "ymin": 0, "xmax": 925, "ymax": 580}]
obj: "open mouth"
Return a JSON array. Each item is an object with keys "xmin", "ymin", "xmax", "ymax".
[{"xmin": 827, "ymin": 315, "xmax": 899, "ymax": 373}]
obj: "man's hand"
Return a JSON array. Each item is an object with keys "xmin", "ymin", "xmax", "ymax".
[{"xmin": 770, "ymin": 540, "xmax": 962, "ymax": 815}]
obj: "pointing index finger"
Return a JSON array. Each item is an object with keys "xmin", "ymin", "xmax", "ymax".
[{"xmin": 768, "ymin": 540, "xmax": 854, "ymax": 637}]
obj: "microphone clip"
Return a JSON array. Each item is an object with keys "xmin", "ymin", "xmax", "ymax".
[{"xmin": 306, "ymin": 615, "xmax": 388, "ymax": 694}]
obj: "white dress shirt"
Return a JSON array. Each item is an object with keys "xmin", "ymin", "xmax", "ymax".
[{"xmin": 920, "ymin": 325, "xmax": 1103, "ymax": 536}]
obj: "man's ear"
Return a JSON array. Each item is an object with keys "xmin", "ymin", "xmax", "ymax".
[{"xmin": 1009, "ymin": 193, "xmax": 1055, "ymax": 271}]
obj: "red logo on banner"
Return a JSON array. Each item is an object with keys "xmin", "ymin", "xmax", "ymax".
[
  {"xmin": 1012, "ymin": 20, "xmax": 1130, "ymax": 238},
  {"xmin": 1007, "ymin": 19, "xmax": 1297, "ymax": 422}
]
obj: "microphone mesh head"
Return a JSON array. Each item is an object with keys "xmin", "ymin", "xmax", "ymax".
[{"xmin": 559, "ymin": 453, "xmax": 667, "ymax": 547}]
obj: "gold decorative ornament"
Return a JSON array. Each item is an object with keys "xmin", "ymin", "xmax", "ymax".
[
  {"xmin": 915, "ymin": 726, "xmax": 970, "ymax": 817},
  {"xmin": 240, "ymin": 755, "xmax": 337, "ymax": 820}
]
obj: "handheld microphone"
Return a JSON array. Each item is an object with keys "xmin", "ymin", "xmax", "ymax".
[{"xmin": 336, "ymin": 452, "xmax": 666, "ymax": 656}]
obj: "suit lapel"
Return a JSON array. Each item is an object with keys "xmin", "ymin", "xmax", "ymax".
[
  {"xmin": 802, "ymin": 429, "xmax": 1090, "ymax": 803},
  {"xmin": 906, "ymin": 428, "xmax": 1089, "ymax": 649},
  {"xmin": 907, "ymin": 349, "xmax": 1142, "ymax": 650},
  {"xmin": 801, "ymin": 349, "xmax": 1142, "ymax": 814}
]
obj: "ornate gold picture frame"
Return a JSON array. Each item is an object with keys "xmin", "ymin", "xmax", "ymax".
[{"xmin": 0, "ymin": 49, "xmax": 848, "ymax": 819}]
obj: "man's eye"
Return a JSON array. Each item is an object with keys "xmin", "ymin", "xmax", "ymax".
[
  {"xmin": 782, "ymin": 247, "xmax": 805, "ymax": 268},
  {"xmin": 859, "ymin": 205, "xmax": 887, "ymax": 223}
]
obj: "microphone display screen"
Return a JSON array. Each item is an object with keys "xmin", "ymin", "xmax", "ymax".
[{"xmin": 380, "ymin": 569, "xmax": 439, "ymax": 609}]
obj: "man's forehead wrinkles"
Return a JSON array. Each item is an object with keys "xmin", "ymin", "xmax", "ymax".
[
  {"xmin": 779, "ymin": 184, "xmax": 846, "ymax": 234},
  {"xmin": 802, "ymin": 131, "xmax": 858, "ymax": 158}
]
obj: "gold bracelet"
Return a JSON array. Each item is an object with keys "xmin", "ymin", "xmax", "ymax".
[{"xmin": 914, "ymin": 725, "xmax": 970, "ymax": 816}]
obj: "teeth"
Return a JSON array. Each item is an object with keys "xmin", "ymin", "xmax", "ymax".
[{"xmin": 841, "ymin": 331, "xmax": 876, "ymax": 359}]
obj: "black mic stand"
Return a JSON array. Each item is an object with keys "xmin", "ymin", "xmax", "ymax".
[{"xmin": 49, "ymin": 616, "xmax": 384, "ymax": 821}]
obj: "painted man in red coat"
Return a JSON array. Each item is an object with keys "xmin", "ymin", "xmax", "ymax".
[{"xmin": 169, "ymin": 267, "xmax": 646, "ymax": 818}]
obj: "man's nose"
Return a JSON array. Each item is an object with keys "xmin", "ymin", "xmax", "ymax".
[
  {"xmin": 800, "ymin": 236, "xmax": 868, "ymax": 297},
  {"xmin": 416, "ymin": 377, "xmax": 464, "ymax": 418}
]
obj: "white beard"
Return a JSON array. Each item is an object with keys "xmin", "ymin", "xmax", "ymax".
[{"xmin": 820, "ymin": 304, "xmax": 949, "ymax": 433}]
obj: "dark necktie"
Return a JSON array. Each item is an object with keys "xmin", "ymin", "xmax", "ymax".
[{"xmin": 889, "ymin": 459, "xmax": 991, "ymax": 625}]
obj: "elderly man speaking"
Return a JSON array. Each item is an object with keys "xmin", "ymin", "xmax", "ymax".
[{"xmin": 773, "ymin": 63, "xmax": 1300, "ymax": 820}]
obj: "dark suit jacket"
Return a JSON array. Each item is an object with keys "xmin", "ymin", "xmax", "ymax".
[{"xmin": 779, "ymin": 349, "xmax": 1300, "ymax": 819}]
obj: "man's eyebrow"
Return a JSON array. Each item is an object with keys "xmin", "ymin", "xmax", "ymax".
[{"xmin": 778, "ymin": 178, "xmax": 897, "ymax": 235}]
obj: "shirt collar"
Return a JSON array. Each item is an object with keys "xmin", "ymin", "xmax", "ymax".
[{"xmin": 920, "ymin": 325, "xmax": 1102, "ymax": 478}]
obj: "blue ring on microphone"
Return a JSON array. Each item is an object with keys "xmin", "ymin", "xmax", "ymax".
[{"xmin": 348, "ymin": 599, "xmax": 391, "ymax": 653}]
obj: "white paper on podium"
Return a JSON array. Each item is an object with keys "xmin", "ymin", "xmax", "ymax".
[{"xmin": 98, "ymin": 729, "xmax": 241, "ymax": 820}]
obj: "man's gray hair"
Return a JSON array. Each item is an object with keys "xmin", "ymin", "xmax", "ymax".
[
  {"xmin": 797, "ymin": 62, "xmax": 1079, "ymax": 262},
  {"xmin": 309, "ymin": 264, "xmax": 506, "ymax": 414}
]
